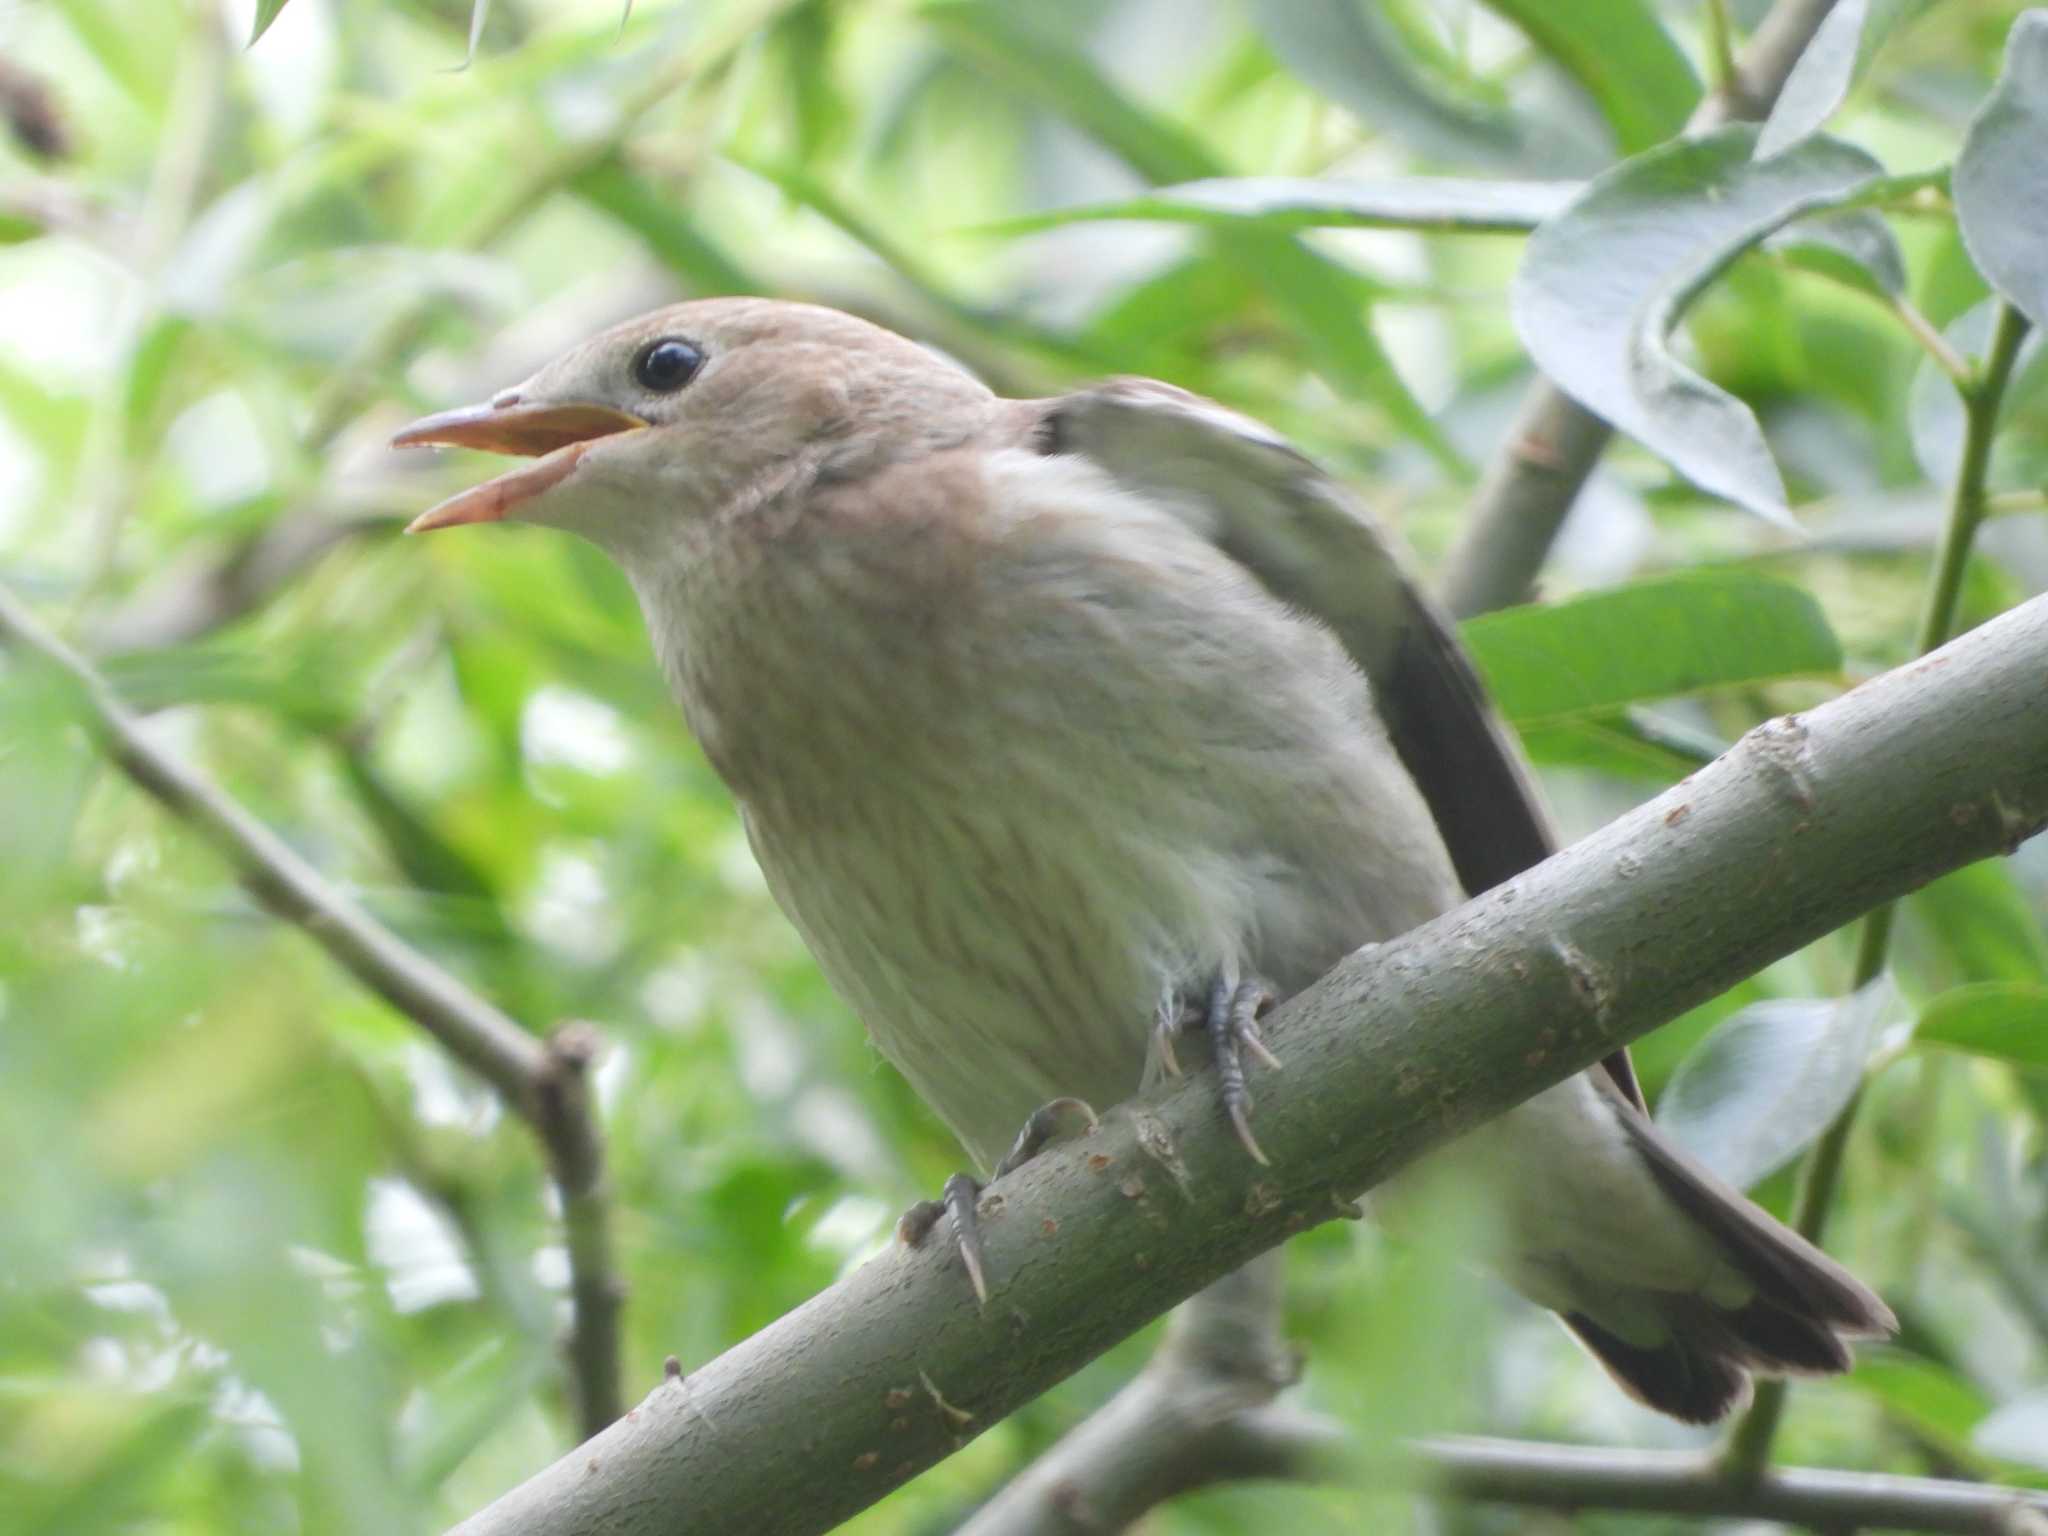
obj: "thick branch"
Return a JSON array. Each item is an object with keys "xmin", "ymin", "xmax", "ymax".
[
  {"xmin": 446, "ymin": 593, "xmax": 2048, "ymax": 1536},
  {"xmin": 1439, "ymin": 0, "xmax": 1840, "ymax": 618},
  {"xmin": 0, "ymin": 583, "xmax": 625, "ymax": 1435}
]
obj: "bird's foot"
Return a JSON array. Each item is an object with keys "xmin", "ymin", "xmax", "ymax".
[
  {"xmin": 1155, "ymin": 974, "xmax": 1281, "ymax": 1165},
  {"xmin": 897, "ymin": 1096, "xmax": 1098, "ymax": 1304}
]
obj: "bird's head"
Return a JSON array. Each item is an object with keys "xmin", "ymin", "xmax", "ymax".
[{"xmin": 393, "ymin": 297, "xmax": 994, "ymax": 568}]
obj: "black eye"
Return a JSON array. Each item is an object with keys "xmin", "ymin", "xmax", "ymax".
[{"xmin": 633, "ymin": 338, "xmax": 703, "ymax": 393}]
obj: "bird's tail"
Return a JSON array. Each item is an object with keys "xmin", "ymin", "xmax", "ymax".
[{"xmin": 1565, "ymin": 1108, "xmax": 1895, "ymax": 1424}]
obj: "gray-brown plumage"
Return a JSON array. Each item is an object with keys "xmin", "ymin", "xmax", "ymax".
[{"xmin": 396, "ymin": 297, "xmax": 1893, "ymax": 1422}]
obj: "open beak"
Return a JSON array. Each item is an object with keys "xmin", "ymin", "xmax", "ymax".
[{"xmin": 392, "ymin": 400, "xmax": 649, "ymax": 532}]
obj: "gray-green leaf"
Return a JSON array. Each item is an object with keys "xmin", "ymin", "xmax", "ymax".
[
  {"xmin": 1656, "ymin": 982, "xmax": 1893, "ymax": 1190},
  {"xmin": 1757, "ymin": 0, "xmax": 1923, "ymax": 159},
  {"xmin": 1514, "ymin": 127, "xmax": 1887, "ymax": 523},
  {"xmin": 1770, "ymin": 210, "xmax": 1906, "ymax": 299},
  {"xmin": 1954, "ymin": 9, "xmax": 2048, "ymax": 328}
]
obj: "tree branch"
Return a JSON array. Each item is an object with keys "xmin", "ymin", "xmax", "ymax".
[
  {"xmin": 0, "ymin": 582, "xmax": 625, "ymax": 1436},
  {"xmin": 443, "ymin": 592, "xmax": 2048, "ymax": 1536},
  {"xmin": 956, "ymin": 1255, "xmax": 1317, "ymax": 1535},
  {"xmin": 1416, "ymin": 1436, "xmax": 2048, "ymax": 1534},
  {"xmin": 1438, "ymin": 0, "xmax": 1842, "ymax": 619}
]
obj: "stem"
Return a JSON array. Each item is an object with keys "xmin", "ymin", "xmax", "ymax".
[
  {"xmin": 1894, "ymin": 298, "xmax": 1976, "ymax": 388},
  {"xmin": 1706, "ymin": 0, "xmax": 1741, "ymax": 97},
  {"xmin": 1719, "ymin": 299, "xmax": 2032, "ymax": 1481}
]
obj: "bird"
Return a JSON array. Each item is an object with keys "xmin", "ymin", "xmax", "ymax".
[{"xmin": 394, "ymin": 297, "xmax": 1893, "ymax": 1423}]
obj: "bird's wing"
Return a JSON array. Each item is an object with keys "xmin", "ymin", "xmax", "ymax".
[{"xmin": 1035, "ymin": 377, "xmax": 1643, "ymax": 1112}]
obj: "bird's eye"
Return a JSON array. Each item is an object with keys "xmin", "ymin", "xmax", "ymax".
[{"xmin": 633, "ymin": 338, "xmax": 704, "ymax": 393}]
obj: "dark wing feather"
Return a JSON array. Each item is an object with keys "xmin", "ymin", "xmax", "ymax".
[{"xmin": 1036, "ymin": 378, "xmax": 1643, "ymax": 1111}]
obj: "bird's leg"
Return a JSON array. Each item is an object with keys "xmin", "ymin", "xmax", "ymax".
[
  {"xmin": 1169, "ymin": 974, "xmax": 1282, "ymax": 1165},
  {"xmin": 897, "ymin": 1096, "xmax": 1098, "ymax": 1304}
]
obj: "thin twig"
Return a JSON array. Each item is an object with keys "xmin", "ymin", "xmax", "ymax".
[{"xmin": 0, "ymin": 582, "xmax": 626, "ymax": 1436}]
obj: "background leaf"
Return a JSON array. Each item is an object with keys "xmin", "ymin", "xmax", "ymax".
[
  {"xmin": 1479, "ymin": 0, "xmax": 1699, "ymax": 154},
  {"xmin": 1916, "ymin": 984, "xmax": 2048, "ymax": 1068},
  {"xmin": 248, "ymin": 0, "xmax": 292, "ymax": 47},
  {"xmin": 1008, "ymin": 176, "xmax": 1582, "ymax": 236},
  {"xmin": 1245, "ymin": 0, "xmax": 1540, "ymax": 169}
]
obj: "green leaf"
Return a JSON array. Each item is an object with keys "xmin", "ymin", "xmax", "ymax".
[
  {"xmin": 1518, "ymin": 707, "xmax": 1728, "ymax": 780},
  {"xmin": 1480, "ymin": 0, "xmax": 1699, "ymax": 154},
  {"xmin": 920, "ymin": 2, "xmax": 1212, "ymax": 184},
  {"xmin": 1954, "ymin": 9, "xmax": 2048, "ymax": 328},
  {"xmin": 1757, "ymin": 0, "xmax": 1925, "ymax": 158},
  {"xmin": 1653, "ymin": 982, "xmax": 1892, "ymax": 1190},
  {"xmin": 121, "ymin": 314, "xmax": 196, "ymax": 447},
  {"xmin": 925, "ymin": 0, "xmax": 1465, "ymax": 474},
  {"xmin": 1916, "ymin": 984, "xmax": 2048, "ymax": 1068},
  {"xmin": 1245, "ymin": 0, "xmax": 1535, "ymax": 168},
  {"xmin": 248, "ymin": 0, "xmax": 291, "ymax": 46},
  {"xmin": 1854, "ymin": 1357, "xmax": 1994, "ymax": 1448},
  {"xmin": 571, "ymin": 160, "xmax": 756, "ymax": 295},
  {"xmin": 1515, "ymin": 127, "xmax": 1888, "ymax": 523},
  {"xmin": 1000, "ymin": 176, "xmax": 1583, "ymax": 237},
  {"xmin": 1908, "ymin": 861, "xmax": 2048, "ymax": 986},
  {"xmin": 1460, "ymin": 571, "xmax": 1843, "ymax": 726}
]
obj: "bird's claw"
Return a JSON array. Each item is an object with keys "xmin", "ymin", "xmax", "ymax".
[
  {"xmin": 1204, "ymin": 974, "xmax": 1279, "ymax": 1165},
  {"xmin": 897, "ymin": 1096, "xmax": 1100, "ymax": 1305},
  {"xmin": 992, "ymin": 1095, "xmax": 1099, "ymax": 1177}
]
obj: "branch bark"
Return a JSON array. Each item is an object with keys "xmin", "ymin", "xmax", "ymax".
[
  {"xmin": 1438, "ymin": 0, "xmax": 1841, "ymax": 619},
  {"xmin": 443, "ymin": 592, "xmax": 2048, "ymax": 1535},
  {"xmin": 0, "ymin": 582, "xmax": 625, "ymax": 1436}
]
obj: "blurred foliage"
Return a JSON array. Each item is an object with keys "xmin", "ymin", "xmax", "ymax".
[{"xmin": 2, "ymin": 1, "xmax": 2046, "ymax": 1532}]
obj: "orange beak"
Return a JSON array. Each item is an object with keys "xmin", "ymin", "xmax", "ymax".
[{"xmin": 392, "ymin": 400, "xmax": 649, "ymax": 532}]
